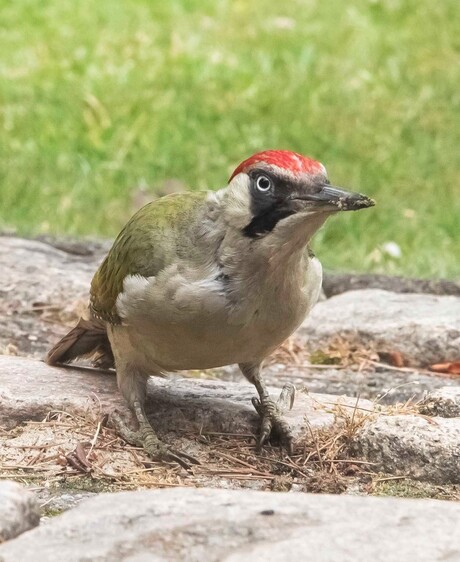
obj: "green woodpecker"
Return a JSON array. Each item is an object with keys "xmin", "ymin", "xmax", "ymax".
[{"xmin": 47, "ymin": 150, "xmax": 374, "ymax": 468}]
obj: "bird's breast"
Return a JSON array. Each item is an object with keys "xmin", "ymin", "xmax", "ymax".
[{"xmin": 115, "ymin": 257, "xmax": 322, "ymax": 371}]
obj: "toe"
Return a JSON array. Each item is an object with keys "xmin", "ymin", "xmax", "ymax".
[
  {"xmin": 256, "ymin": 417, "xmax": 273, "ymax": 451},
  {"xmin": 110, "ymin": 412, "xmax": 143, "ymax": 447},
  {"xmin": 251, "ymin": 393, "xmax": 295, "ymax": 453},
  {"xmin": 276, "ymin": 418, "xmax": 294, "ymax": 449},
  {"xmin": 165, "ymin": 448, "xmax": 200, "ymax": 471},
  {"xmin": 251, "ymin": 397, "xmax": 263, "ymax": 417}
]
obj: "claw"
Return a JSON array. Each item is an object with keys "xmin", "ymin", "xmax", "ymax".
[
  {"xmin": 110, "ymin": 412, "xmax": 199, "ymax": 471},
  {"xmin": 251, "ymin": 385, "xmax": 296, "ymax": 453},
  {"xmin": 164, "ymin": 448, "xmax": 200, "ymax": 471},
  {"xmin": 251, "ymin": 397, "xmax": 263, "ymax": 416},
  {"xmin": 111, "ymin": 411, "xmax": 143, "ymax": 447},
  {"xmin": 172, "ymin": 449, "xmax": 200, "ymax": 465},
  {"xmin": 257, "ymin": 419, "xmax": 273, "ymax": 451}
]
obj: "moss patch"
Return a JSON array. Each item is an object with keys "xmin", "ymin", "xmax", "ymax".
[{"xmin": 373, "ymin": 477, "xmax": 460, "ymax": 501}]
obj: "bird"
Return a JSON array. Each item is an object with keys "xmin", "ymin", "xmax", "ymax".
[{"xmin": 46, "ymin": 149, "xmax": 374, "ymax": 468}]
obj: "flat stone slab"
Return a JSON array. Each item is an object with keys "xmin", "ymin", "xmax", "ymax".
[
  {"xmin": 2, "ymin": 355, "xmax": 460, "ymax": 484},
  {"xmin": 0, "ymin": 355, "xmax": 365, "ymax": 438},
  {"xmin": 251, "ymin": 362, "xmax": 460, "ymax": 404},
  {"xmin": 322, "ymin": 272, "xmax": 460, "ymax": 297},
  {"xmin": 0, "ymin": 482, "xmax": 39, "ymax": 544},
  {"xmin": 1, "ymin": 488, "xmax": 460, "ymax": 561},
  {"xmin": 300, "ymin": 289, "xmax": 460, "ymax": 367},
  {"xmin": 353, "ymin": 414, "xmax": 460, "ymax": 484},
  {"xmin": 0, "ymin": 237, "xmax": 99, "ymax": 305},
  {"xmin": 0, "ymin": 237, "xmax": 100, "ymax": 359},
  {"xmin": 2, "ymin": 239, "xmax": 460, "ymax": 487}
]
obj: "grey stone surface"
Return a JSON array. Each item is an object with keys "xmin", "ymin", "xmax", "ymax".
[
  {"xmin": 3, "ymin": 237, "xmax": 460, "ymax": 488},
  {"xmin": 0, "ymin": 236, "xmax": 99, "ymax": 303},
  {"xmin": 37, "ymin": 491, "xmax": 98, "ymax": 522},
  {"xmin": 323, "ymin": 272, "xmax": 460, "ymax": 297},
  {"xmin": 0, "ymin": 355, "xmax": 369, "ymax": 438},
  {"xmin": 1, "ymin": 488, "xmax": 460, "ymax": 561},
  {"xmin": 0, "ymin": 237, "xmax": 100, "ymax": 359},
  {"xmin": 419, "ymin": 386, "xmax": 460, "ymax": 418},
  {"xmin": 234, "ymin": 362, "xmax": 459, "ymax": 404},
  {"xmin": 0, "ymin": 482, "xmax": 40, "ymax": 544},
  {"xmin": 300, "ymin": 289, "xmax": 460, "ymax": 367},
  {"xmin": 2, "ymin": 236, "xmax": 458, "ymax": 403},
  {"xmin": 3, "ymin": 355, "xmax": 460, "ymax": 485},
  {"xmin": 352, "ymin": 414, "xmax": 460, "ymax": 484},
  {"xmin": 31, "ymin": 234, "xmax": 111, "ymax": 257},
  {"xmin": 0, "ymin": 356, "xmax": 121, "ymax": 429}
]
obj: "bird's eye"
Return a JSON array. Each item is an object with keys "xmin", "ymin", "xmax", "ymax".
[{"xmin": 255, "ymin": 175, "xmax": 272, "ymax": 193}]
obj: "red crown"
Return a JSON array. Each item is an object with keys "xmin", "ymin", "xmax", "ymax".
[{"xmin": 229, "ymin": 150, "xmax": 324, "ymax": 182}]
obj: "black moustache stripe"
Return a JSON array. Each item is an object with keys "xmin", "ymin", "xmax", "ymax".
[{"xmin": 242, "ymin": 208, "xmax": 296, "ymax": 238}]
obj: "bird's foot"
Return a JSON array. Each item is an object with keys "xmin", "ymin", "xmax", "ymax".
[
  {"xmin": 111, "ymin": 412, "xmax": 199, "ymax": 471},
  {"xmin": 251, "ymin": 383, "xmax": 296, "ymax": 454}
]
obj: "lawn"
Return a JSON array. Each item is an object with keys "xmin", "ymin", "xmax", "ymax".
[{"xmin": 1, "ymin": 0, "xmax": 459, "ymax": 277}]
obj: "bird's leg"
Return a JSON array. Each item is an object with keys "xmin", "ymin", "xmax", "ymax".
[
  {"xmin": 111, "ymin": 363, "xmax": 199, "ymax": 470},
  {"xmin": 239, "ymin": 362, "xmax": 295, "ymax": 454}
]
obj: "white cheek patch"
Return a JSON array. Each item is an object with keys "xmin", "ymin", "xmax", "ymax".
[
  {"xmin": 319, "ymin": 163, "xmax": 327, "ymax": 176},
  {"xmin": 229, "ymin": 173, "xmax": 251, "ymax": 204},
  {"xmin": 225, "ymin": 174, "xmax": 252, "ymax": 227}
]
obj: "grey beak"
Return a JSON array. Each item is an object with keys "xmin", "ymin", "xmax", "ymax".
[{"xmin": 296, "ymin": 185, "xmax": 375, "ymax": 211}]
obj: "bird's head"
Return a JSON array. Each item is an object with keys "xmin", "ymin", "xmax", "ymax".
[{"xmin": 225, "ymin": 150, "xmax": 374, "ymax": 240}]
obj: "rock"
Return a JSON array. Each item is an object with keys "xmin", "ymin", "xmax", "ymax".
[
  {"xmin": 37, "ymin": 491, "xmax": 97, "ymax": 521},
  {"xmin": 300, "ymin": 289, "xmax": 460, "ymax": 367},
  {"xmin": 0, "ymin": 237, "xmax": 98, "ymax": 307},
  {"xmin": 1, "ymin": 488, "xmax": 460, "ymax": 561},
  {"xmin": 352, "ymin": 415, "xmax": 460, "ymax": 484},
  {"xmin": 0, "ymin": 355, "xmax": 370, "ymax": 438},
  {"xmin": 419, "ymin": 386, "xmax": 460, "ymax": 418},
  {"xmin": 0, "ymin": 237, "xmax": 100, "ymax": 359},
  {"xmin": 3, "ymin": 239, "xmax": 460, "ymax": 488},
  {"xmin": 1, "ymin": 236, "xmax": 458, "ymax": 402},
  {"xmin": 0, "ymin": 356, "xmax": 122, "ymax": 429},
  {"xmin": 0, "ymin": 482, "xmax": 40, "ymax": 544},
  {"xmin": 32, "ymin": 234, "xmax": 111, "ymax": 257},
  {"xmin": 322, "ymin": 272, "xmax": 460, "ymax": 298},
  {"xmin": 3, "ymin": 355, "xmax": 460, "ymax": 485},
  {"xmin": 249, "ymin": 363, "xmax": 460, "ymax": 404}
]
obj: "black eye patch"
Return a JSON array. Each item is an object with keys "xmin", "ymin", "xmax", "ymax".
[
  {"xmin": 248, "ymin": 169, "xmax": 296, "ymax": 210},
  {"xmin": 243, "ymin": 169, "xmax": 297, "ymax": 238}
]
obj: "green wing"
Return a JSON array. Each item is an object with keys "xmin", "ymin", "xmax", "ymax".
[{"xmin": 90, "ymin": 191, "xmax": 208, "ymax": 323}]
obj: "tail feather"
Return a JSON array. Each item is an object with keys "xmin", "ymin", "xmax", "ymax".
[{"xmin": 46, "ymin": 314, "xmax": 114, "ymax": 368}]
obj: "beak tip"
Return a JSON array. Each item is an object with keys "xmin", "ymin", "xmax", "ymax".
[{"xmin": 346, "ymin": 194, "xmax": 375, "ymax": 211}]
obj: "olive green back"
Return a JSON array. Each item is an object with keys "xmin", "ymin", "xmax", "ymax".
[{"xmin": 90, "ymin": 191, "xmax": 208, "ymax": 323}]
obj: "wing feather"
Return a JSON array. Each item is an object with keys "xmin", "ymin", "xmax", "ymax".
[{"xmin": 90, "ymin": 192, "xmax": 208, "ymax": 323}]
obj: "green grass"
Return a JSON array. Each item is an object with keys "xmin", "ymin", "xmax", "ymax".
[{"xmin": 1, "ymin": 0, "xmax": 459, "ymax": 277}]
